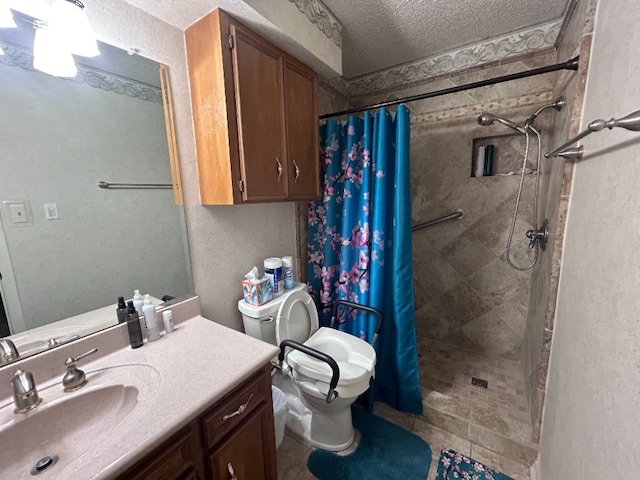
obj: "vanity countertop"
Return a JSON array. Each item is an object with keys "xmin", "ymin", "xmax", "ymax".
[{"xmin": 0, "ymin": 314, "xmax": 280, "ymax": 480}]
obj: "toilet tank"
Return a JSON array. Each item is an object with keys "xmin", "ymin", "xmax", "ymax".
[{"xmin": 238, "ymin": 283, "xmax": 306, "ymax": 345}]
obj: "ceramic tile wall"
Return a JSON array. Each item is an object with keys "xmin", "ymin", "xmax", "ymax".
[
  {"xmin": 520, "ymin": 0, "xmax": 594, "ymax": 442},
  {"xmin": 348, "ymin": 52, "xmax": 558, "ymax": 361}
]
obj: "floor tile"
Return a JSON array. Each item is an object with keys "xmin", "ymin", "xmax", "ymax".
[
  {"xmin": 469, "ymin": 425, "xmax": 538, "ymax": 466},
  {"xmin": 373, "ymin": 401, "xmax": 416, "ymax": 431},
  {"xmin": 470, "ymin": 403, "xmax": 534, "ymax": 445},
  {"xmin": 421, "ymin": 405, "xmax": 470, "ymax": 439},
  {"xmin": 412, "ymin": 418, "xmax": 472, "ymax": 460},
  {"xmin": 470, "ymin": 444, "xmax": 531, "ymax": 480},
  {"xmin": 422, "ymin": 387, "xmax": 471, "ymax": 420},
  {"xmin": 277, "ymin": 434, "xmax": 315, "ymax": 480}
]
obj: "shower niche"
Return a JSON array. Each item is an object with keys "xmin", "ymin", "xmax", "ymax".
[{"xmin": 471, "ymin": 133, "xmax": 530, "ymax": 177}]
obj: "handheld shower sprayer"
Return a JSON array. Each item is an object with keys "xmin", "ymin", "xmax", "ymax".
[{"xmin": 477, "ymin": 113, "xmax": 527, "ymax": 133}]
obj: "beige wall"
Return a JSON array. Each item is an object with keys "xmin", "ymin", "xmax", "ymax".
[
  {"xmin": 87, "ymin": 0, "xmax": 296, "ymax": 331},
  {"xmin": 537, "ymin": 0, "xmax": 640, "ymax": 476},
  {"xmin": 521, "ymin": 0, "xmax": 595, "ymax": 442},
  {"xmin": 347, "ymin": 53, "xmax": 557, "ymax": 360}
]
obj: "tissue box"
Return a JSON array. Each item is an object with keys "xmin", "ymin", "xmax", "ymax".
[{"xmin": 242, "ymin": 277, "xmax": 274, "ymax": 306}]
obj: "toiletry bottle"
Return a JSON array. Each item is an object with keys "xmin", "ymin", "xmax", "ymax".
[
  {"xmin": 142, "ymin": 295, "xmax": 160, "ymax": 342},
  {"xmin": 162, "ymin": 310, "xmax": 175, "ymax": 334},
  {"xmin": 126, "ymin": 301, "xmax": 143, "ymax": 349},
  {"xmin": 133, "ymin": 289, "xmax": 143, "ymax": 315},
  {"xmin": 264, "ymin": 257, "xmax": 283, "ymax": 296},
  {"xmin": 116, "ymin": 296, "xmax": 127, "ymax": 323},
  {"xmin": 282, "ymin": 256, "xmax": 294, "ymax": 289}
]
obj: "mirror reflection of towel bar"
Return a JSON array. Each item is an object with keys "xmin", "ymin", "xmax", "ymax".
[{"xmin": 98, "ymin": 181, "xmax": 173, "ymax": 189}]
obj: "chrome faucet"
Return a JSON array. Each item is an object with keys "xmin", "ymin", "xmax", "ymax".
[
  {"xmin": 10, "ymin": 370, "xmax": 42, "ymax": 413},
  {"xmin": 62, "ymin": 348, "xmax": 97, "ymax": 392},
  {"xmin": 0, "ymin": 339, "xmax": 19, "ymax": 365}
]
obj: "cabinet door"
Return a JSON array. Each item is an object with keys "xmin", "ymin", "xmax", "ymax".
[
  {"xmin": 284, "ymin": 59, "xmax": 320, "ymax": 200},
  {"xmin": 207, "ymin": 404, "xmax": 277, "ymax": 480},
  {"xmin": 230, "ymin": 24, "xmax": 288, "ymax": 202}
]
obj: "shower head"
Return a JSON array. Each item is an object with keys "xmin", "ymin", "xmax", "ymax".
[{"xmin": 477, "ymin": 113, "xmax": 526, "ymax": 133}]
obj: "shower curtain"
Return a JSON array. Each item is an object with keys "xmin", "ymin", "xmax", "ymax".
[{"xmin": 307, "ymin": 105, "xmax": 422, "ymax": 415}]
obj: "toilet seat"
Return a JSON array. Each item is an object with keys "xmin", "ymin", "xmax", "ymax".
[
  {"xmin": 277, "ymin": 291, "xmax": 376, "ymax": 399},
  {"xmin": 275, "ymin": 290, "xmax": 319, "ymax": 345}
]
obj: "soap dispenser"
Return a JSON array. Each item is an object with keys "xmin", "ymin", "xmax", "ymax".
[
  {"xmin": 142, "ymin": 295, "xmax": 160, "ymax": 342},
  {"xmin": 133, "ymin": 289, "xmax": 143, "ymax": 315}
]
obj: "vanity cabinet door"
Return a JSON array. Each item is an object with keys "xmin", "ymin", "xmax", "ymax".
[
  {"xmin": 230, "ymin": 23, "xmax": 288, "ymax": 203},
  {"xmin": 284, "ymin": 58, "xmax": 320, "ymax": 200},
  {"xmin": 207, "ymin": 403, "xmax": 277, "ymax": 480},
  {"xmin": 121, "ymin": 426, "xmax": 202, "ymax": 480}
]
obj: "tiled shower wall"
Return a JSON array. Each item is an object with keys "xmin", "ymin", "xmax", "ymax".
[
  {"xmin": 522, "ymin": 0, "xmax": 596, "ymax": 442},
  {"xmin": 348, "ymin": 52, "xmax": 557, "ymax": 362}
]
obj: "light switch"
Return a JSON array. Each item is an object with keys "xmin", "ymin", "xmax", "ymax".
[
  {"xmin": 43, "ymin": 203, "xmax": 59, "ymax": 220},
  {"xmin": 1, "ymin": 200, "xmax": 34, "ymax": 228},
  {"xmin": 9, "ymin": 203, "xmax": 28, "ymax": 223}
]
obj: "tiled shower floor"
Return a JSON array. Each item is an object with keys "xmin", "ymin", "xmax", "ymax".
[{"xmin": 277, "ymin": 338, "xmax": 537, "ymax": 479}]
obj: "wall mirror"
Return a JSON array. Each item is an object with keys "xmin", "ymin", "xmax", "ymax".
[{"xmin": 0, "ymin": 12, "xmax": 193, "ymax": 366}]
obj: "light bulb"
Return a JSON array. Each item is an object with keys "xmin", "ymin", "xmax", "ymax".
[
  {"xmin": 0, "ymin": 1, "xmax": 17, "ymax": 29},
  {"xmin": 49, "ymin": 0, "xmax": 99, "ymax": 58},
  {"xmin": 33, "ymin": 26, "xmax": 78, "ymax": 78}
]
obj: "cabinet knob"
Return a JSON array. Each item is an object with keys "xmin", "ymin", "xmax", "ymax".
[
  {"xmin": 293, "ymin": 160, "xmax": 300, "ymax": 183},
  {"xmin": 275, "ymin": 157, "xmax": 283, "ymax": 182},
  {"xmin": 227, "ymin": 462, "xmax": 238, "ymax": 480}
]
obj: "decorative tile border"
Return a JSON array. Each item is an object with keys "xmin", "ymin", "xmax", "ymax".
[
  {"xmin": 411, "ymin": 91, "xmax": 553, "ymax": 125},
  {"xmin": 0, "ymin": 42, "xmax": 163, "ymax": 104},
  {"xmin": 288, "ymin": 0, "xmax": 342, "ymax": 48},
  {"xmin": 326, "ymin": 20, "xmax": 562, "ymax": 98}
]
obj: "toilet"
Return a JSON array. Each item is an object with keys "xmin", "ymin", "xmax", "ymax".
[{"xmin": 238, "ymin": 283, "xmax": 377, "ymax": 451}]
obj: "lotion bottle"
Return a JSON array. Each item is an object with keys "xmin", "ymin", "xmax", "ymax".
[
  {"xmin": 142, "ymin": 295, "xmax": 160, "ymax": 342},
  {"xmin": 162, "ymin": 310, "xmax": 175, "ymax": 334},
  {"xmin": 133, "ymin": 289, "xmax": 143, "ymax": 315},
  {"xmin": 126, "ymin": 301, "xmax": 143, "ymax": 349}
]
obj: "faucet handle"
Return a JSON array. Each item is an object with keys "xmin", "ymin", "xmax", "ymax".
[
  {"xmin": 63, "ymin": 348, "xmax": 97, "ymax": 392},
  {"xmin": 11, "ymin": 370, "xmax": 42, "ymax": 413},
  {"xmin": 64, "ymin": 348, "xmax": 98, "ymax": 367},
  {"xmin": 0, "ymin": 339, "xmax": 19, "ymax": 365}
]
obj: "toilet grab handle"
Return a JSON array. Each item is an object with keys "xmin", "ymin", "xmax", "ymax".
[
  {"xmin": 278, "ymin": 339, "xmax": 340, "ymax": 404},
  {"xmin": 330, "ymin": 300, "xmax": 383, "ymax": 346}
]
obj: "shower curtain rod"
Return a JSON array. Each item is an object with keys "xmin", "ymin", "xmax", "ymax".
[{"xmin": 320, "ymin": 56, "xmax": 579, "ymax": 120}]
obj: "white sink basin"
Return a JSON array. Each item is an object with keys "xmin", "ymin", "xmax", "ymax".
[{"xmin": 0, "ymin": 363, "xmax": 160, "ymax": 479}]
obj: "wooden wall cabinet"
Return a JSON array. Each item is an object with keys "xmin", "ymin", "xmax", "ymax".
[
  {"xmin": 186, "ymin": 9, "xmax": 320, "ymax": 205},
  {"xmin": 120, "ymin": 364, "xmax": 277, "ymax": 480}
]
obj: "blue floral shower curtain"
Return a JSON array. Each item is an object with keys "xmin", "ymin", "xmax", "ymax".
[{"xmin": 307, "ymin": 105, "xmax": 422, "ymax": 415}]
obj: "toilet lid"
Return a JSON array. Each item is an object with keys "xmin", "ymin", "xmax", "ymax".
[{"xmin": 276, "ymin": 290, "xmax": 319, "ymax": 345}]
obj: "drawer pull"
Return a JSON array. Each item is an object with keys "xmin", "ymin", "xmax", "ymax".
[
  {"xmin": 293, "ymin": 160, "xmax": 300, "ymax": 183},
  {"xmin": 276, "ymin": 157, "xmax": 283, "ymax": 182},
  {"xmin": 222, "ymin": 393, "xmax": 254, "ymax": 422},
  {"xmin": 227, "ymin": 462, "xmax": 238, "ymax": 480}
]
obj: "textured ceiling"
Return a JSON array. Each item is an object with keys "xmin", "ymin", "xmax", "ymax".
[{"xmin": 322, "ymin": 0, "xmax": 570, "ymax": 78}]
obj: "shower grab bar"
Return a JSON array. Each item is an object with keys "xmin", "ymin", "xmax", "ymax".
[
  {"xmin": 545, "ymin": 109, "xmax": 640, "ymax": 158},
  {"xmin": 98, "ymin": 181, "xmax": 173, "ymax": 189},
  {"xmin": 412, "ymin": 209, "xmax": 464, "ymax": 232}
]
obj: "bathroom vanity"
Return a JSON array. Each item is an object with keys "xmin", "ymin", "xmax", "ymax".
[
  {"xmin": 0, "ymin": 298, "xmax": 280, "ymax": 480},
  {"xmin": 122, "ymin": 364, "xmax": 276, "ymax": 480}
]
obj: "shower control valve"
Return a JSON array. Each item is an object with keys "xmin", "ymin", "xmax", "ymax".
[{"xmin": 526, "ymin": 219, "xmax": 549, "ymax": 251}]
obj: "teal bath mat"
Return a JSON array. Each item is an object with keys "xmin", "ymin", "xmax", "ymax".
[
  {"xmin": 307, "ymin": 406, "xmax": 432, "ymax": 479},
  {"xmin": 435, "ymin": 449, "xmax": 515, "ymax": 480}
]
